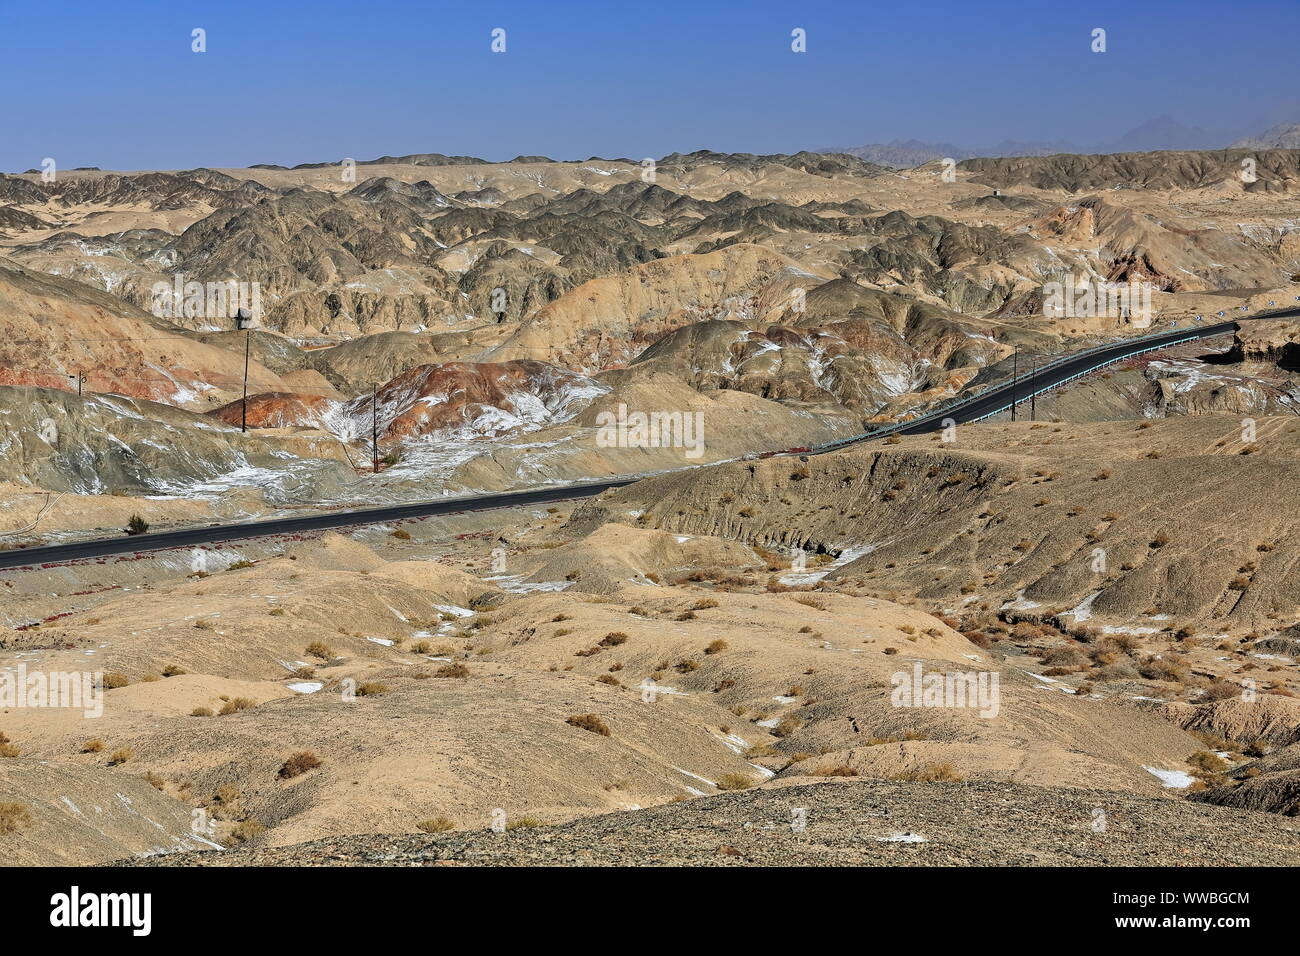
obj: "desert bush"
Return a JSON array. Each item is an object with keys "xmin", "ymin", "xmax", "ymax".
[
  {"xmin": 435, "ymin": 662, "xmax": 470, "ymax": 678},
  {"xmin": 102, "ymin": 673, "xmax": 130, "ymax": 689},
  {"xmin": 0, "ymin": 802, "xmax": 33, "ymax": 834},
  {"xmin": 1187, "ymin": 751, "xmax": 1230, "ymax": 775},
  {"xmin": 161, "ymin": 664, "xmax": 186, "ymax": 677},
  {"xmin": 704, "ymin": 639, "xmax": 728, "ymax": 655},
  {"xmin": 227, "ymin": 819, "xmax": 266, "ymax": 845},
  {"xmin": 599, "ymin": 631, "xmax": 629, "ymax": 647},
  {"xmin": 812, "ymin": 764, "xmax": 858, "ymax": 777},
  {"xmin": 715, "ymin": 772, "xmax": 755, "ymax": 791},
  {"xmin": 278, "ymin": 751, "xmax": 323, "ymax": 779},
  {"xmin": 356, "ymin": 682, "xmax": 388, "ymax": 697},
  {"xmin": 219, "ymin": 697, "xmax": 255, "ymax": 715},
  {"xmin": 1202, "ymin": 681, "xmax": 1242, "ymax": 701},
  {"xmin": 1139, "ymin": 656, "xmax": 1189, "ymax": 683},
  {"xmin": 390, "ymin": 529, "xmax": 412, "ymax": 540},
  {"xmin": 773, "ymin": 715, "xmax": 802, "ymax": 738},
  {"xmin": 416, "ymin": 816, "xmax": 455, "ymax": 833},
  {"xmin": 305, "ymin": 641, "xmax": 334, "ymax": 660},
  {"xmin": 190, "ymin": 707, "xmax": 214, "ymax": 717},
  {"xmin": 81, "ymin": 739, "xmax": 104, "ymax": 754},
  {"xmin": 107, "ymin": 748, "xmax": 133, "ymax": 766},
  {"xmin": 566, "ymin": 713, "xmax": 611, "ymax": 736}
]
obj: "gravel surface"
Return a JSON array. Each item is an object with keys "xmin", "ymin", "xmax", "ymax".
[{"xmin": 124, "ymin": 779, "xmax": 1300, "ymax": 866}]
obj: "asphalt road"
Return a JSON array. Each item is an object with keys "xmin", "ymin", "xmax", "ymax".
[{"xmin": 1, "ymin": 308, "xmax": 1294, "ymax": 571}]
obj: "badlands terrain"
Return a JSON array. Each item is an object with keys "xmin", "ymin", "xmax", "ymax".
[{"xmin": 2, "ymin": 147, "xmax": 1300, "ymax": 865}]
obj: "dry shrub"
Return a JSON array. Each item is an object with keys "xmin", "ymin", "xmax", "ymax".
[
  {"xmin": 102, "ymin": 673, "xmax": 130, "ymax": 689},
  {"xmin": 416, "ymin": 816, "xmax": 455, "ymax": 833},
  {"xmin": 305, "ymin": 641, "xmax": 334, "ymax": 660},
  {"xmin": 772, "ymin": 715, "xmax": 802, "ymax": 738},
  {"xmin": 715, "ymin": 772, "xmax": 755, "ymax": 791},
  {"xmin": 1202, "ymin": 681, "xmax": 1243, "ymax": 702},
  {"xmin": 435, "ymin": 662, "xmax": 470, "ymax": 678},
  {"xmin": 0, "ymin": 802, "xmax": 32, "ymax": 834},
  {"xmin": 812, "ymin": 764, "xmax": 858, "ymax": 777},
  {"xmin": 278, "ymin": 751, "xmax": 323, "ymax": 779},
  {"xmin": 566, "ymin": 713, "xmax": 611, "ymax": 736},
  {"xmin": 356, "ymin": 682, "xmax": 388, "ymax": 697},
  {"xmin": 107, "ymin": 748, "xmax": 133, "ymax": 766},
  {"xmin": 599, "ymin": 631, "xmax": 629, "ymax": 647},
  {"xmin": 219, "ymin": 697, "xmax": 255, "ymax": 715},
  {"xmin": 1139, "ymin": 656, "xmax": 1190, "ymax": 683},
  {"xmin": 704, "ymin": 639, "xmax": 728, "ymax": 655},
  {"xmin": 228, "ymin": 819, "xmax": 266, "ymax": 845}
]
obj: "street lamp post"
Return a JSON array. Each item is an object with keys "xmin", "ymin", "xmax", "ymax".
[{"xmin": 235, "ymin": 308, "xmax": 254, "ymax": 433}]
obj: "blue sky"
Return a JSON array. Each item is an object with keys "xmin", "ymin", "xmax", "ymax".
[{"xmin": 4, "ymin": 0, "xmax": 1298, "ymax": 171}]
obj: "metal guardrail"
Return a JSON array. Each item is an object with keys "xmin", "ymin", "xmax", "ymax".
[{"xmin": 804, "ymin": 302, "xmax": 1300, "ymax": 454}]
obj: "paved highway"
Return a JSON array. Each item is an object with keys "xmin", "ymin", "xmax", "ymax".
[{"xmin": 1, "ymin": 308, "xmax": 1295, "ymax": 571}]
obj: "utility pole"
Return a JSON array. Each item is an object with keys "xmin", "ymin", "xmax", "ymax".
[
  {"xmin": 70, "ymin": 372, "xmax": 83, "ymax": 396},
  {"xmin": 1030, "ymin": 356, "xmax": 1037, "ymax": 421},
  {"xmin": 235, "ymin": 308, "xmax": 253, "ymax": 433},
  {"xmin": 372, "ymin": 384, "xmax": 379, "ymax": 474},
  {"xmin": 1010, "ymin": 344, "xmax": 1018, "ymax": 422}
]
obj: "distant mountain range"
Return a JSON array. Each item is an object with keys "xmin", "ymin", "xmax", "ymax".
[
  {"xmin": 1232, "ymin": 122, "xmax": 1300, "ymax": 149},
  {"xmin": 822, "ymin": 115, "xmax": 1288, "ymax": 168}
]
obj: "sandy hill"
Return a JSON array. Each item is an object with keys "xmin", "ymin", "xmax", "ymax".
[
  {"xmin": 484, "ymin": 244, "xmax": 834, "ymax": 370},
  {"xmin": 0, "ymin": 256, "xmax": 286, "ymax": 407}
]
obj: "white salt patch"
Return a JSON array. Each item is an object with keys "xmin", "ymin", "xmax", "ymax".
[
  {"xmin": 1143, "ymin": 766, "xmax": 1196, "ymax": 789},
  {"xmin": 671, "ymin": 766, "xmax": 717, "ymax": 788},
  {"xmin": 434, "ymin": 604, "xmax": 475, "ymax": 618},
  {"xmin": 286, "ymin": 681, "xmax": 323, "ymax": 694},
  {"xmin": 875, "ymin": 831, "xmax": 926, "ymax": 843},
  {"xmin": 367, "ymin": 637, "xmax": 395, "ymax": 647},
  {"xmin": 1067, "ymin": 591, "xmax": 1101, "ymax": 622}
]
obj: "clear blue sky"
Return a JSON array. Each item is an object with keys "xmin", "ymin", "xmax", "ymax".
[{"xmin": 4, "ymin": 0, "xmax": 1297, "ymax": 171}]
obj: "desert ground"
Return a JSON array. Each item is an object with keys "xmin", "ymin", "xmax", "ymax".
[{"xmin": 2, "ymin": 147, "xmax": 1300, "ymax": 866}]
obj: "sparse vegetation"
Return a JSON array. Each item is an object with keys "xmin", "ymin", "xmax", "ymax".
[
  {"xmin": 0, "ymin": 802, "xmax": 33, "ymax": 835},
  {"xmin": 565, "ymin": 713, "xmax": 611, "ymax": 736},
  {"xmin": 416, "ymin": 816, "xmax": 456, "ymax": 833},
  {"xmin": 278, "ymin": 751, "xmax": 323, "ymax": 779}
]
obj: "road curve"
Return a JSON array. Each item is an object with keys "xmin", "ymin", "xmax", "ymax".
[{"xmin": 1, "ymin": 308, "xmax": 1295, "ymax": 571}]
